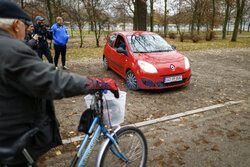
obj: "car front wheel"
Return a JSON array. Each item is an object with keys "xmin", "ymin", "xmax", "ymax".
[{"xmin": 126, "ymin": 70, "xmax": 138, "ymax": 90}]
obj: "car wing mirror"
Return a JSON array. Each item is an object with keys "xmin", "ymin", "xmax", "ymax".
[{"xmin": 172, "ymin": 45, "xmax": 177, "ymax": 50}]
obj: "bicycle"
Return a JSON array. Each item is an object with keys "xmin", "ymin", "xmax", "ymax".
[{"xmin": 0, "ymin": 90, "xmax": 148, "ymax": 167}]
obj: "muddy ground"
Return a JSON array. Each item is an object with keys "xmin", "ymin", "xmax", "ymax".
[{"xmin": 53, "ymin": 47, "xmax": 250, "ymax": 140}]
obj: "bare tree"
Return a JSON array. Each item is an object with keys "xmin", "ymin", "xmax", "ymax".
[
  {"xmin": 82, "ymin": 0, "xmax": 110, "ymax": 47},
  {"xmin": 135, "ymin": 0, "xmax": 147, "ymax": 31},
  {"xmin": 150, "ymin": 0, "xmax": 154, "ymax": 32},
  {"xmin": 222, "ymin": 0, "xmax": 232, "ymax": 39},
  {"xmin": 46, "ymin": 0, "xmax": 53, "ymax": 27},
  {"xmin": 191, "ymin": 0, "xmax": 198, "ymax": 35},
  {"xmin": 232, "ymin": 0, "xmax": 246, "ymax": 41},
  {"xmin": 211, "ymin": 0, "xmax": 216, "ymax": 31},
  {"xmin": 64, "ymin": 0, "xmax": 85, "ymax": 48},
  {"xmin": 164, "ymin": 0, "xmax": 168, "ymax": 37}
]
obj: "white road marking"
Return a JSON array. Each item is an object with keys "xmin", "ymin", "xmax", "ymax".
[{"xmin": 62, "ymin": 100, "xmax": 244, "ymax": 144}]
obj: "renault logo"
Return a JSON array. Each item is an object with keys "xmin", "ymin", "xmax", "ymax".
[{"xmin": 170, "ymin": 65, "xmax": 175, "ymax": 71}]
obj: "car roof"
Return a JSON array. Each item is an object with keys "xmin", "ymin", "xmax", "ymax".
[{"xmin": 111, "ymin": 31, "xmax": 156, "ymax": 36}]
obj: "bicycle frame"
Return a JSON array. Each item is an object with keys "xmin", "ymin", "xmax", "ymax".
[{"xmin": 70, "ymin": 116, "xmax": 129, "ymax": 167}]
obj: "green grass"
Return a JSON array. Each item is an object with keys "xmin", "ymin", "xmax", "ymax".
[
  {"xmin": 67, "ymin": 30, "xmax": 113, "ymax": 36},
  {"xmin": 66, "ymin": 37, "xmax": 250, "ymax": 59},
  {"xmin": 156, "ymin": 30, "xmax": 250, "ymax": 36},
  {"xmin": 166, "ymin": 37, "xmax": 250, "ymax": 51},
  {"xmin": 67, "ymin": 47, "xmax": 104, "ymax": 59}
]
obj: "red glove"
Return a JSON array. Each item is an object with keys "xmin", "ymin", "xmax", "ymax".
[{"xmin": 87, "ymin": 77, "xmax": 119, "ymax": 98}]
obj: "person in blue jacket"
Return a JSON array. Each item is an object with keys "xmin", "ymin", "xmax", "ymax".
[{"xmin": 51, "ymin": 17, "xmax": 69, "ymax": 70}]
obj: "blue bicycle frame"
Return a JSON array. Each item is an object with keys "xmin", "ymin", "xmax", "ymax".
[{"xmin": 70, "ymin": 116, "xmax": 129, "ymax": 167}]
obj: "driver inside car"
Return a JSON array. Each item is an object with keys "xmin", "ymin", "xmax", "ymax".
[{"xmin": 118, "ymin": 38, "xmax": 126, "ymax": 50}]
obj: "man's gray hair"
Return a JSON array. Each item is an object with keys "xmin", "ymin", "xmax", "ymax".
[{"xmin": 0, "ymin": 18, "xmax": 16, "ymax": 28}]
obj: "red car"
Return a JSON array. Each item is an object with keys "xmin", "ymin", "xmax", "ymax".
[{"xmin": 103, "ymin": 31, "xmax": 191, "ymax": 89}]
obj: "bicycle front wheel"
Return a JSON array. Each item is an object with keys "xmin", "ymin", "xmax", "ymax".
[{"xmin": 100, "ymin": 126, "xmax": 148, "ymax": 167}]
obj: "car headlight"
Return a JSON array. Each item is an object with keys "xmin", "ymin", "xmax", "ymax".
[
  {"xmin": 184, "ymin": 57, "xmax": 190, "ymax": 69},
  {"xmin": 138, "ymin": 60, "xmax": 158, "ymax": 73}
]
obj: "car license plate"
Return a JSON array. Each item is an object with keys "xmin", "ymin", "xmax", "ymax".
[{"xmin": 164, "ymin": 75, "xmax": 182, "ymax": 83}]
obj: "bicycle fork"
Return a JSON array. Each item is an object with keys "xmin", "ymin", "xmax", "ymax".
[
  {"xmin": 95, "ymin": 126, "xmax": 130, "ymax": 167},
  {"xmin": 105, "ymin": 133, "xmax": 130, "ymax": 163}
]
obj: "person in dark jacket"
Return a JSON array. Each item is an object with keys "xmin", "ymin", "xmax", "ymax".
[
  {"xmin": 24, "ymin": 23, "xmax": 38, "ymax": 50},
  {"xmin": 33, "ymin": 16, "xmax": 53, "ymax": 63},
  {"xmin": 51, "ymin": 17, "xmax": 69, "ymax": 70},
  {"xmin": 0, "ymin": 1, "xmax": 118, "ymax": 166}
]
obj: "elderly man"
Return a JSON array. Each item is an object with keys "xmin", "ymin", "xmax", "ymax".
[{"xmin": 0, "ymin": 0, "xmax": 118, "ymax": 166}]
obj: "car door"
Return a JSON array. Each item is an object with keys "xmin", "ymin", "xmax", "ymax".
[
  {"xmin": 105, "ymin": 33, "xmax": 117, "ymax": 62},
  {"xmin": 111, "ymin": 35, "xmax": 128, "ymax": 76}
]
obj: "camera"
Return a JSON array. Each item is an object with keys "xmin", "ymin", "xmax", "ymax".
[{"xmin": 36, "ymin": 23, "xmax": 53, "ymax": 41}]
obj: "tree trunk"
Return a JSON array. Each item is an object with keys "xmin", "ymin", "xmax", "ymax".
[
  {"xmin": 243, "ymin": 20, "xmax": 246, "ymax": 31},
  {"xmin": 211, "ymin": 0, "xmax": 215, "ymax": 31},
  {"xmin": 176, "ymin": 24, "xmax": 180, "ymax": 34},
  {"xmin": 123, "ymin": 6, "xmax": 126, "ymax": 31},
  {"xmin": 164, "ymin": 0, "xmax": 167, "ymax": 37},
  {"xmin": 46, "ymin": 0, "xmax": 53, "ymax": 27},
  {"xmin": 227, "ymin": 17, "xmax": 230, "ymax": 35},
  {"xmin": 79, "ymin": 24, "xmax": 83, "ymax": 48},
  {"xmin": 133, "ymin": 1, "xmax": 137, "ymax": 30},
  {"xmin": 150, "ymin": 0, "xmax": 154, "ymax": 32},
  {"xmin": 20, "ymin": 0, "xmax": 24, "ymax": 9},
  {"xmin": 232, "ymin": 0, "xmax": 246, "ymax": 41},
  {"xmin": 248, "ymin": 22, "xmax": 250, "ymax": 32},
  {"xmin": 191, "ymin": 0, "xmax": 198, "ymax": 35},
  {"xmin": 222, "ymin": 0, "xmax": 230, "ymax": 39},
  {"xmin": 197, "ymin": 17, "xmax": 201, "ymax": 35},
  {"xmin": 70, "ymin": 21, "xmax": 74, "ymax": 37},
  {"xmin": 239, "ymin": 16, "xmax": 243, "ymax": 33},
  {"xmin": 135, "ymin": 0, "xmax": 147, "ymax": 31},
  {"xmin": 92, "ymin": 3, "xmax": 100, "ymax": 47}
]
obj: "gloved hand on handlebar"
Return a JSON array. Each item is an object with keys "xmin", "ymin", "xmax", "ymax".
[{"xmin": 87, "ymin": 77, "xmax": 119, "ymax": 98}]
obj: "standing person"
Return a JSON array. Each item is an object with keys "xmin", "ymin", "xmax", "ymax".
[
  {"xmin": 51, "ymin": 17, "xmax": 69, "ymax": 70},
  {"xmin": 24, "ymin": 22, "xmax": 38, "ymax": 50},
  {"xmin": 33, "ymin": 16, "xmax": 53, "ymax": 63},
  {"xmin": 0, "ymin": 1, "xmax": 119, "ymax": 166}
]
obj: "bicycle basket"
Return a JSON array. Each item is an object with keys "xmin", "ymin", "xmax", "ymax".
[{"xmin": 84, "ymin": 91, "xmax": 126, "ymax": 127}]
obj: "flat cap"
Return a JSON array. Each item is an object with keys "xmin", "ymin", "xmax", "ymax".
[
  {"xmin": 0, "ymin": 0, "xmax": 31, "ymax": 21},
  {"xmin": 35, "ymin": 16, "xmax": 44, "ymax": 21}
]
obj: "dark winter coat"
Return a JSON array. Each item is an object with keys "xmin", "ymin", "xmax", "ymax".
[
  {"xmin": 24, "ymin": 33, "xmax": 37, "ymax": 50},
  {"xmin": 0, "ymin": 29, "xmax": 91, "ymax": 164}
]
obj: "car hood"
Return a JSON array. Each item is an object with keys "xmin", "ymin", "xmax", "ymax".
[{"xmin": 134, "ymin": 50, "xmax": 184, "ymax": 64}]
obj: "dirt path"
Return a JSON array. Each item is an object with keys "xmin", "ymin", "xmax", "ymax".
[
  {"xmin": 54, "ymin": 48, "xmax": 249, "ymax": 140},
  {"xmin": 37, "ymin": 47, "xmax": 250, "ymax": 166}
]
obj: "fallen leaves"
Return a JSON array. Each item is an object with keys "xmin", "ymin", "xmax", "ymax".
[
  {"xmin": 211, "ymin": 145, "xmax": 220, "ymax": 151},
  {"xmin": 68, "ymin": 112, "xmax": 76, "ymax": 117},
  {"xmin": 55, "ymin": 150, "xmax": 62, "ymax": 156},
  {"xmin": 182, "ymin": 144, "xmax": 190, "ymax": 150},
  {"xmin": 180, "ymin": 117, "xmax": 188, "ymax": 122},
  {"xmin": 154, "ymin": 138, "xmax": 164, "ymax": 147}
]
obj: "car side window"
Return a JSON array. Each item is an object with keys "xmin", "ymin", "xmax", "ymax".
[
  {"xmin": 114, "ymin": 35, "xmax": 126, "ymax": 50},
  {"xmin": 108, "ymin": 34, "xmax": 117, "ymax": 47}
]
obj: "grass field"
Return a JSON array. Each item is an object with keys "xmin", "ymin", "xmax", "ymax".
[
  {"xmin": 166, "ymin": 37, "xmax": 250, "ymax": 51},
  {"xmin": 65, "ymin": 37, "xmax": 250, "ymax": 59},
  {"xmin": 67, "ymin": 29, "xmax": 250, "ymax": 36}
]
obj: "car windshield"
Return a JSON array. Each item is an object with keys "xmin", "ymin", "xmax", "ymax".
[{"xmin": 126, "ymin": 34, "xmax": 174, "ymax": 53}]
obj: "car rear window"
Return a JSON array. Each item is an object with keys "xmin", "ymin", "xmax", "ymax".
[{"xmin": 108, "ymin": 34, "xmax": 117, "ymax": 47}]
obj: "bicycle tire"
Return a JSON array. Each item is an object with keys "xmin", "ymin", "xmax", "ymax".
[{"xmin": 100, "ymin": 126, "xmax": 148, "ymax": 167}]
